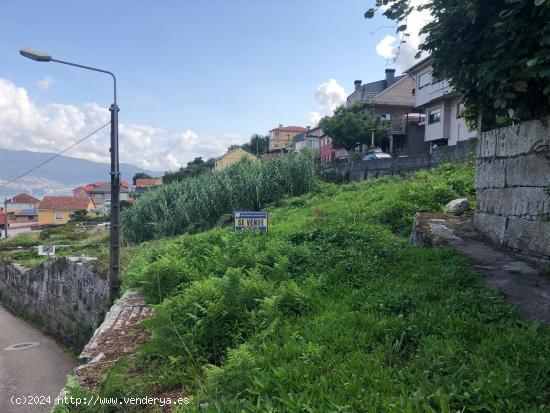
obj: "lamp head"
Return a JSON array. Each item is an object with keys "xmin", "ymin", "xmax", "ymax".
[{"xmin": 19, "ymin": 48, "xmax": 52, "ymax": 62}]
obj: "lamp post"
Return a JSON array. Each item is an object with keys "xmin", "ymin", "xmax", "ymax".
[{"xmin": 20, "ymin": 48, "xmax": 121, "ymax": 302}]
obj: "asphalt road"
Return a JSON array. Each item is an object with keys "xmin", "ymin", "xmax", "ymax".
[{"xmin": 0, "ymin": 306, "xmax": 76, "ymax": 413}]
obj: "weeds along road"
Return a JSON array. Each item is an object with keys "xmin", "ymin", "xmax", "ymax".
[{"xmin": 0, "ymin": 305, "xmax": 76, "ymax": 413}]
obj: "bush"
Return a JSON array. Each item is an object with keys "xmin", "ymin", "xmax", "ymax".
[{"xmin": 122, "ymin": 154, "xmax": 317, "ymax": 243}]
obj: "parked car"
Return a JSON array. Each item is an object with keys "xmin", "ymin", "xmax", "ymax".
[{"xmin": 363, "ymin": 151, "xmax": 392, "ymax": 160}]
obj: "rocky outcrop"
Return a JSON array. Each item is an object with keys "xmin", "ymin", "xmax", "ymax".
[
  {"xmin": 0, "ymin": 257, "xmax": 110, "ymax": 349},
  {"xmin": 475, "ymin": 118, "xmax": 550, "ymax": 263}
]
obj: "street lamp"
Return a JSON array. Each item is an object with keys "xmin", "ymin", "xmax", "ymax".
[{"xmin": 20, "ymin": 48, "xmax": 121, "ymax": 302}]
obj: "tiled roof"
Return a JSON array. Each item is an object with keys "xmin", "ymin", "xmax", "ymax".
[
  {"xmin": 12, "ymin": 193, "xmax": 40, "ymax": 203},
  {"xmin": 269, "ymin": 126, "xmax": 308, "ymax": 133},
  {"xmin": 38, "ymin": 196, "xmax": 92, "ymax": 211},
  {"xmin": 74, "ymin": 180, "xmax": 129, "ymax": 193},
  {"xmin": 135, "ymin": 178, "xmax": 162, "ymax": 187}
]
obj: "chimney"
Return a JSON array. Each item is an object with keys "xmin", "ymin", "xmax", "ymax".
[
  {"xmin": 385, "ymin": 69, "xmax": 396, "ymax": 87},
  {"xmin": 354, "ymin": 80, "xmax": 362, "ymax": 92},
  {"xmin": 279, "ymin": 124, "xmax": 283, "ymax": 128}
]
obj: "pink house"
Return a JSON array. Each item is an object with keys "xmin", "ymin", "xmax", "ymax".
[{"xmin": 320, "ymin": 134, "xmax": 335, "ymax": 163}]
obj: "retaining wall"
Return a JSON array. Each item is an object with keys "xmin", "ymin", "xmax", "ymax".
[
  {"xmin": 0, "ymin": 257, "xmax": 110, "ymax": 349},
  {"xmin": 474, "ymin": 118, "xmax": 550, "ymax": 262}
]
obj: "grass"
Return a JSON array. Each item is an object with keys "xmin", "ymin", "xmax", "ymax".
[
  {"xmin": 0, "ymin": 224, "xmax": 109, "ymax": 269},
  {"xmin": 60, "ymin": 162, "xmax": 549, "ymax": 412},
  {"xmin": 122, "ymin": 154, "xmax": 317, "ymax": 243}
]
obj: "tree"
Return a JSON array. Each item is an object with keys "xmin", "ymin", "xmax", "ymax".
[
  {"xmin": 227, "ymin": 144, "xmax": 241, "ymax": 152},
  {"xmin": 132, "ymin": 172, "xmax": 152, "ymax": 186},
  {"xmin": 319, "ymin": 104, "xmax": 388, "ymax": 150},
  {"xmin": 242, "ymin": 134, "xmax": 269, "ymax": 156},
  {"xmin": 365, "ymin": 0, "xmax": 550, "ymax": 130},
  {"xmin": 163, "ymin": 157, "xmax": 216, "ymax": 184}
]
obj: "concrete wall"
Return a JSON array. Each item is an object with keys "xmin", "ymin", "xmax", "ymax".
[
  {"xmin": 345, "ymin": 140, "xmax": 472, "ymax": 181},
  {"xmin": 0, "ymin": 257, "xmax": 110, "ymax": 349},
  {"xmin": 474, "ymin": 118, "xmax": 550, "ymax": 262}
]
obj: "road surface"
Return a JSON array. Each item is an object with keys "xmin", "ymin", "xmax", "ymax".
[{"xmin": 0, "ymin": 305, "xmax": 76, "ymax": 412}]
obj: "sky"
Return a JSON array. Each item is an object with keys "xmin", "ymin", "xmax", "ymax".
[{"xmin": 0, "ymin": 0, "xmax": 429, "ymax": 172}]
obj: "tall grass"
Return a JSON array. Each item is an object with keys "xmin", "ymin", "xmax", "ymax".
[{"xmin": 122, "ymin": 154, "xmax": 317, "ymax": 243}]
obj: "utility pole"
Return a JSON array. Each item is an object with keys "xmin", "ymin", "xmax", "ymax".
[
  {"xmin": 109, "ymin": 103, "xmax": 121, "ymax": 300},
  {"xmin": 3, "ymin": 198, "xmax": 8, "ymax": 238}
]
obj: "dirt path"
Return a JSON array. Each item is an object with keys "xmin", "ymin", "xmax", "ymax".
[{"xmin": 411, "ymin": 212, "xmax": 550, "ymax": 324}]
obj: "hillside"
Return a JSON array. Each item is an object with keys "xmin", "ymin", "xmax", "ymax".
[
  {"xmin": 59, "ymin": 162, "xmax": 549, "ymax": 412},
  {"xmin": 0, "ymin": 148, "xmax": 160, "ymax": 200}
]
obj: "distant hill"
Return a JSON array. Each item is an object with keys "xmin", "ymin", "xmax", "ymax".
[{"xmin": 0, "ymin": 148, "xmax": 161, "ymax": 201}]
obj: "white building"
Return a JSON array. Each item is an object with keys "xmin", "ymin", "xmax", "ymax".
[{"xmin": 405, "ymin": 57, "xmax": 476, "ymax": 146}]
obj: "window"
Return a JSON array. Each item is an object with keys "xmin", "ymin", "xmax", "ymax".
[
  {"xmin": 55, "ymin": 212, "xmax": 63, "ymax": 221},
  {"xmin": 428, "ymin": 108, "xmax": 441, "ymax": 124},
  {"xmin": 418, "ymin": 71, "xmax": 431, "ymax": 89},
  {"xmin": 456, "ymin": 102, "xmax": 465, "ymax": 119},
  {"xmin": 428, "ymin": 109, "xmax": 441, "ymax": 124},
  {"xmin": 274, "ymin": 131, "xmax": 280, "ymax": 138}
]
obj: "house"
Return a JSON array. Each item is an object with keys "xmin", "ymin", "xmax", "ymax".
[
  {"xmin": 293, "ymin": 126, "xmax": 323, "ymax": 154},
  {"xmin": 4, "ymin": 193, "xmax": 40, "ymax": 223},
  {"xmin": 38, "ymin": 196, "xmax": 94, "ymax": 225},
  {"xmin": 10, "ymin": 193, "xmax": 41, "ymax": 210},
  {"xmin": 405, "ymin": 56, "xmax": 476, "ymax": 147},
  {"xmin": 214, "ymin": 147, "xmax": 260, "ymax": 171},
  {"xmin": 268, "ymin": 125, "xmax": 308, "ymax": 155},
  {"xmin": 347, "ymin": 69, "xmax": 406, "ymax": 108},
  {"xmin": 319, "ymin": 134, "xmax": 348, "ymax": 163},
  {"xmin": 73, "ymin": 181, "xmax": 130, "ymax": 205},
  {"xmin": 346, "ymin": 69, "xmax": 427, "ymax": 157},
  {"xmin": 135, "ymin": 178, "xmax": 163, "ymax": 195}
]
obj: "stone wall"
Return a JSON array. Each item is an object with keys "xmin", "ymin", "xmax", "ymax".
[
  {"xmin": 0, "ymin": 257, "xmax": 110, "ymax": 349},
  {"xmin": 474, "ymin": 118, "xmax": 550, "ymax": 262}
]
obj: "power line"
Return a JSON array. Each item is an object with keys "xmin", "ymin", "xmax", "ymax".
[{"xmin": 0, "ymin": 121, "xmax": 111, "ymax": 191}]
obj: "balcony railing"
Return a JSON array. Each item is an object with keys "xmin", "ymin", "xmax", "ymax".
[{"xmin": 346, "ymin": 91, "xmax": 380, "ymax": 107}]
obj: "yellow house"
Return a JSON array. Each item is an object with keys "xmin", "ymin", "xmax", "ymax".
[
  {"xmin": 268, "ymin": 125, "xmax": 308, "ymax": 152},
  {"xmin": 214, "ymin": 147, "xmax": 260, "ymax": 171},
  {"xmin": 38, "ymin": 196, "xmax": 94, "ymax": 225}
]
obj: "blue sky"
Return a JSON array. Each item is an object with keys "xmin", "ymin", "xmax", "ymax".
[{"xmin": 0, "ymin": 0, "xmax": 417, "ymax": 170}]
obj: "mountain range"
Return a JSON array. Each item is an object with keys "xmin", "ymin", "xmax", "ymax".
[{"xmin": 0, "ymin": 148, "xmax": 161, "ymax": 201}]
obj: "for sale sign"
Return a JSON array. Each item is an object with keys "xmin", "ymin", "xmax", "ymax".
[{"xmin": 234, "ymin": 211, "xmax": 268, "ymax": 232}]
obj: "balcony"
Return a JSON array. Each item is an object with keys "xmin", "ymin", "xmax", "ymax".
[{"xmin": 346, "ymin": 91, "xmax": 379, "ymax": 107}]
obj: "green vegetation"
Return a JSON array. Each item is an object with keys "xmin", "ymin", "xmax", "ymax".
[
  {"xmin": 320, "ymin": 104, "xmax": 389, "ymax": 150},
  {"xmin": 365, "ymin": 0, "xmax": 550, "ymax": 129},
  {"xmin": 123, "ymin": 154, "xmax": 317, "ymax": 243},
  {"xmin": 163, "ymin": 157, "xmax": 216, "ymax": 185},
  {"xmin": 0, "ymin": 225, "xmax": 109, "ymax": 268},
  {"xmin": 61, "ymin": 162, "xmax": 549, "ymax": 412}
]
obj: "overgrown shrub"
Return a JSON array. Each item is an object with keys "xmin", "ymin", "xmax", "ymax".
[{"xmin": 122, "ymin": 154, "xmax": 317, "ymax": 243}]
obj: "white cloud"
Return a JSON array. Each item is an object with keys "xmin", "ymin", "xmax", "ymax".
[
  {"xmin": 305, "ymin": 79, "xmax": 347, "ymax": 126},
  {"xmin": 375, "ymin": 0, "xmax": 432, "ymax": 70},
  {"xmin": 376, "ymin": 35, "xmax": 398, "ymax": 60},
  {"xmin": 37, "ymin": 75, "xmax": 55, "ymax": 90},
  {"xmin": 0, "ymin": 78, "xmax": 244, "ymax": 172}
]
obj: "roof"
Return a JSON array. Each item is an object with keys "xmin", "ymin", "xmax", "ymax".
[
  {"xmin": 90, "ymin": 184, "xmax": 129, "ymax": 194},
  {"xmin": 11, "ymin": 193, "xmax": 40, "ymax": 203},
  {"xmin": 135, "ymin": 178, "xmax": 162, "ymax": 187},
  {"xmin": 404, "ymin": 56, "xmax": 432, "ymax": 74},
  {"xmin": 74, "ymin": 181, "xmax": 129, "ymax": 193},
  {"xmin": 269, "ymin": 126, "xmax": 308, "ymax": 133},
  {"xmin": 216, "ymin": 147, "xmax": 259, "ymax": 160},
  {"xmin": 293, "ymin": 132, "xmax": 321, "ymax": 143},
  {"xmin": 38, "ymin": 196, "xmax": 93, "ymax": 211}
]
